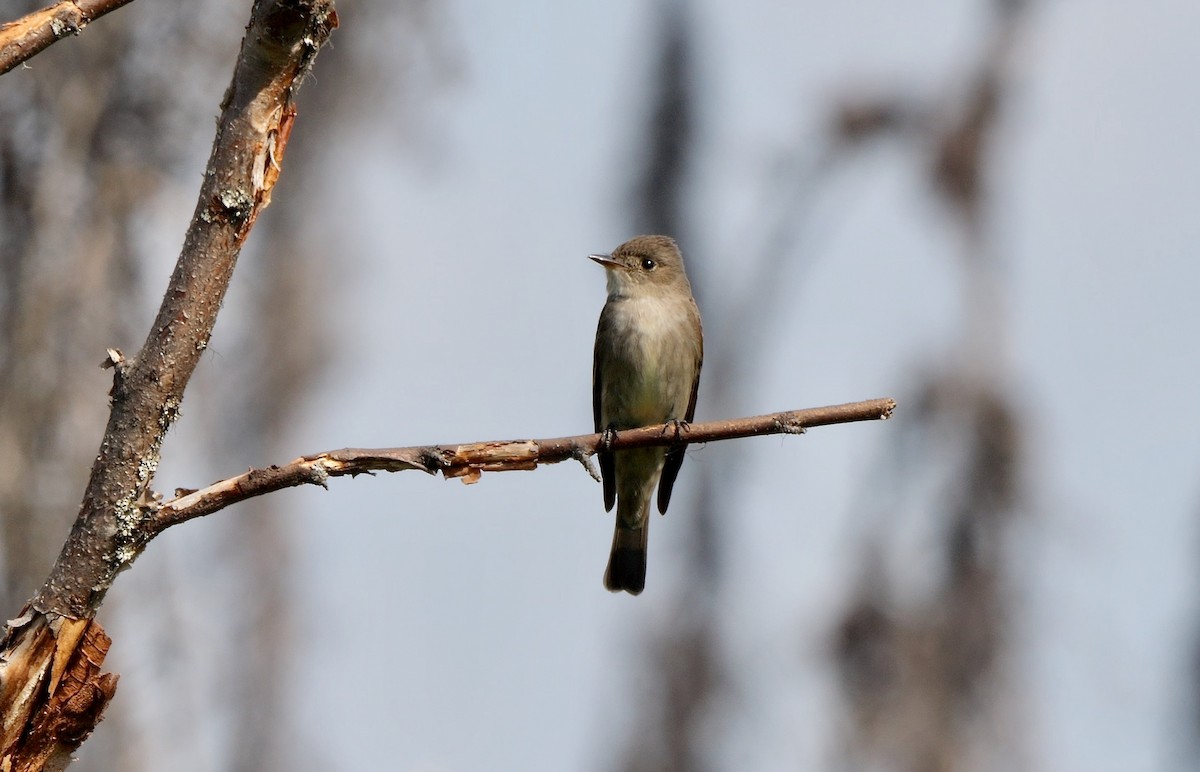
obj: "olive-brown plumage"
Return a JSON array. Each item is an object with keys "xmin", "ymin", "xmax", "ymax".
[{"xmin": 590, "ymin": 235, "xmax": 702, "ymax": 594}]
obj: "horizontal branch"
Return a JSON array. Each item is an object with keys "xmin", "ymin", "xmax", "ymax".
[
  {"xmin": 0, "ymin": 0, "xmax": 136, "ymax": 76},
  {"xmin": 145, "ymin": 397, "xmax": 895, "ymax": 535}
]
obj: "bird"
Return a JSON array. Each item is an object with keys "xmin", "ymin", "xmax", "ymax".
[{"xmin": 590, "ymin": 235, "xmax": 703, "ymax": 595}]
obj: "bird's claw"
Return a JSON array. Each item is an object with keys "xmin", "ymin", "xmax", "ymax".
[{"xmin": 662, "ymin": 418, "xmax": 690, "ymax": 443}]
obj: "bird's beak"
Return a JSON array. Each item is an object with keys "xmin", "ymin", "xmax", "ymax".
[{"xmin": 589, "ymin": 254, "xmax": 624, "ymax": 269}]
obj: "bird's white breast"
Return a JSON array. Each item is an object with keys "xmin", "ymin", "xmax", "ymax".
[{"xmin": 602, "ymin": 294, "xmax": 699, "ymax": 427}]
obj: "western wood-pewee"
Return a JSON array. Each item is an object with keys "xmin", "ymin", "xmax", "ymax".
[{"xmin": 590, "ymin": 235, "xmax": 703, "ymax": 595}]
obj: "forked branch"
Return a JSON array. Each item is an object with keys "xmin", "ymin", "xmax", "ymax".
[{"xmin": 0, "ymin": 3, "xmax": 337, "ymax": 768}]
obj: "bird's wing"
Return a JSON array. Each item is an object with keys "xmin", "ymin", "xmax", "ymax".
[
  {"xmin": 657, "ymin": 309, "xmax": 702, "ymax": 515},
  {"xmin": 593, "ymin": 308, "xmax": 617, "ymax": 512}
]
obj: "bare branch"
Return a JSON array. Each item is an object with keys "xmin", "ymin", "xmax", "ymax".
[
  {"xmin": 0, "ymin": 0, "xmax": 136, "ymax": 76},
  {"xmin": 0, "ymin": 1, "xmax": 338, "ymax": 765},
  {"xmin": 27, "ymin": 0, "xmax": 337, "ymax": 621},
  {"xmin": 146, "ymin": 398, "xmax": 897, "ymax": 535}
]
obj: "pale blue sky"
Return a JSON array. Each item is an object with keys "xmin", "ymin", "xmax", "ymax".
[{"xmin": 124, "ymin": 1, "xmax": 1200, "ymax": 769}]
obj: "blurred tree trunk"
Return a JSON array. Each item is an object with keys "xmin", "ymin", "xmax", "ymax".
[
  {"xmin": 830, "ymin": 3, "xmax": 1031, "ymax": 769},
  {"xmin": 609, "ymin": 2, "xmax": 1034, "ymax": 770},
  {"xmin": 614, "ymin": 5, "xmax": 730, "ymax": 772}
]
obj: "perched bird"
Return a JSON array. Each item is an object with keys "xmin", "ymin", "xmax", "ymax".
[{"xmin": 590, "ymin": 235, "xmax": 703, "ymax": 595}]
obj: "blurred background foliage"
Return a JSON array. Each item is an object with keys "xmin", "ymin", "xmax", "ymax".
[{"xmin": 1, "ymin": 1, "xmax": 1198, "ymax": 770}]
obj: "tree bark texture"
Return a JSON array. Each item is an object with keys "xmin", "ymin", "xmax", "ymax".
[
  {"xmin": 0, "ymin": 1, "xmax": 337, "ymax": 768},
  {"xmin": 0, "ymin": 0, "xmax": 138, "ymax": 76}
]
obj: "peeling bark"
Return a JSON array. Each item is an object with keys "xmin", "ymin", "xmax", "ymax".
[{"xmin": 0, "ymin": 2, "xmax": 337, "ymax": 768}]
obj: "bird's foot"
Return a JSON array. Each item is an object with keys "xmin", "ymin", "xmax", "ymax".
[{"xmin": 662, "ymin": 418, "xmax": 691, "ymax": 443}]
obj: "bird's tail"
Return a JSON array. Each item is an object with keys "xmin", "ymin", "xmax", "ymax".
[{"xmin": 604, "ymin": 504, "xmax": 650, "ymax": 595}]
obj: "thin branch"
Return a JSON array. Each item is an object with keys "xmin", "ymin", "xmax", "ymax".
[
  {"xmin": 145, "ymin": 398, "xmax": 896, "ymax": 535},
  {"xmin": 0, "ymin": 0, "xmax": 136, "ymax": 76}
]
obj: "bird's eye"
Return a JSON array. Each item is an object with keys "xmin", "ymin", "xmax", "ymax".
[{"xmin": 641, "ymin": 258, "xmax": 656, "ymax": 270}]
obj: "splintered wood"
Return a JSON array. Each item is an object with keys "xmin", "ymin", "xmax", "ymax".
[
  {"xmin": 0, "ymin": 614, "xmax": 118, "ymax": 770},
  {"xmin": 444, "ymin": 440, "xmax": 540, "ymax": 483}
]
